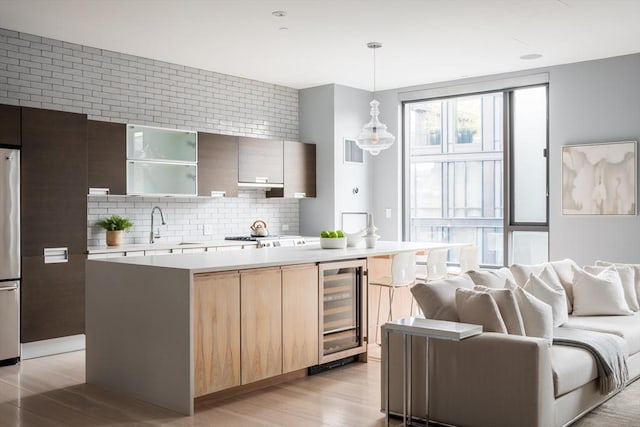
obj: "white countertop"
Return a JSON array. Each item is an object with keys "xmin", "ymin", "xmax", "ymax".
[
  {"xmin": 87, "ymin": 239, "xmax": 253, "ymax": 254},
  {"xmin": 86, "ymin": 241, "xmax": 460, "ymax": 274}
]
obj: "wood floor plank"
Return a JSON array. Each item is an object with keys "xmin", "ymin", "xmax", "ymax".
[{"xmin": 2, "ymin": 349, "xmax": 636, "ymax": 426}]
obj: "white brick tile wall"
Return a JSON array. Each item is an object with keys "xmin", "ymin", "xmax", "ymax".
[
  {"xmin": 87, "ymin": 190, "xmax": 299, "ymax": 247},
  {"xmin": 0, "ymin": 28, "xmax": 301, "ymax": 248}
]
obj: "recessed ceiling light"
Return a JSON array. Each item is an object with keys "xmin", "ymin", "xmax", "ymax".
[
  {"xmin": 520, "ymin": 53, "xmax": 543, "ymax": 60},
  {"xmin": 272, "ymin": 10, "xmax": 287, "ymax": 17},
  {"xmin": 279, "ymin": 27, "xmax": 289, "ymax": 31}
]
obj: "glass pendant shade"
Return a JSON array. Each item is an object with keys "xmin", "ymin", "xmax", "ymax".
[{"xmin": 356, "ymin": 99, "xmax": 395, "ymax": 155}]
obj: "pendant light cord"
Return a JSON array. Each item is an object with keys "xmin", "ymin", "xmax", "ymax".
[{"xmin": 372, "ymin": 45, "xmax": 376, "ymax": 97}]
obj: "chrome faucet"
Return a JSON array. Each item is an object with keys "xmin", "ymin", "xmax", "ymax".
[{"xmin": 150, "ymin": 206, "xmax": 166, "ymax": 244}]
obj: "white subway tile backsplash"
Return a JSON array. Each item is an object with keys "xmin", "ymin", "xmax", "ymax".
[{"xmin": 87, "ymin": 189, "xmax": 300, "ymax": 247}]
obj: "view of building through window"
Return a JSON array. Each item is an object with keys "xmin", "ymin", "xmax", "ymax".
[{"xmin": 405, "ymin": 87, "xmax": 548, "ymax": 266}]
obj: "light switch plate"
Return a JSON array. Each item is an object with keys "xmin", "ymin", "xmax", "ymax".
[
  {"xmin": 385, "ymin": 208, "xmax": 392, "ymax": 219},
  {"xmin": 203, "ymin": 224, "xmax": 214, "ymax": 235}
]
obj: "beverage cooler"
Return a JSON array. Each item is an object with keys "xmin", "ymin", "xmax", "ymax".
[{"xmin": 318, "ymin": 259, "xmax": 367, "ymax": 364}]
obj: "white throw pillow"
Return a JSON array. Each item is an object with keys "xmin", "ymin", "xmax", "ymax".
[
  {"xmin": 572, "ymin": 265, "xmax": 633, "ymax": 316},
  {"xmin": 596, "ymin": 260, "xmax": 640, "ymax": 308},
  {"xmin": 549, "ymin": 259, "xmax": 580, "ymax": 312},
  {"xmin": 584, "ymin": 265, "xmax": 639, "ymax": 311},
  {"xmin": 505, "ymin": 280, "xmax": 553, "ymax": 342},
  {"xmin": 467, "ymin": 268, "xmax": 517, "ymax": 289},
  {"xmin": 523, "ymin": 272, "xmax": 568, "ymax": 327},
  {"xmin": 455, "ymin": 288, "xmax": 507, "ymax": 333},
  {"xmin": 539, "ymin": 266, "xmax": 571, "ymax": 314},
  {"xmin": 474, "ymin": 286, "xmax": 525, "ymax": 335}
]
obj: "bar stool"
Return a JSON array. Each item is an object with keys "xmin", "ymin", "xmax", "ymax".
[
  {"xmin": 415, "ymin": 248, "xmax": 448, "ymax": 283},
  {"xmin": 448, "ymin": 245, "xmax": 479, "ymax": 276},
  {"xmin": 369, "ymin": 251, "xmax": 417, "ymax": 345}
]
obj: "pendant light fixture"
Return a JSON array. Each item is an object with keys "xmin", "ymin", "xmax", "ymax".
[{"xmin": 356, "ymin": 42, "xmax": 395, "ymax": 156}]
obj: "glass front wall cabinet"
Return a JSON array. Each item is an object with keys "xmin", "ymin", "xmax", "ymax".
[
  {"xmin": 126, "ymin": 125, "xmax": 197, "ymax": 196},
  {"xmin": 318, "ymin": 259, "xmax": 368, "ymax": 364}
]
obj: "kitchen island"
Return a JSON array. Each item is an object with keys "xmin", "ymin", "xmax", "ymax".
[{"xmin": 85, "ymin": 241, "xmax": 451, "ymax": 415}]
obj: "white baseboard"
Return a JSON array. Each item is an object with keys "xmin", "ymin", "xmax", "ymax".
[{"xmin": 21, "ymin": 334, "xmax": 86, "ymax": 359}]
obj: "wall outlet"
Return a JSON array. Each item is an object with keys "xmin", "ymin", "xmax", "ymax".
[
  {"xmin": 385, "ymin": 208, "xmax": 392, "ymax": 219},
  {"xmin": 282, "ymin": 224, "xmax": 289, "ymax": 232},
  {"xmin": 203, "ymin": 224, "xmax": 214, "ymax": 235}
]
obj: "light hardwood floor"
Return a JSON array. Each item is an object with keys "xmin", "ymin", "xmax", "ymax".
[
  {"xmin": 3, "ymin": 347, "xmax": 639, "ymax": 426},
  {"xmin": 0, "ymin": 349, "xmax": 400, "ymax": 427}
]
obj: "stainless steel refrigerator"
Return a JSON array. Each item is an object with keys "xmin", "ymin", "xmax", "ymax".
[{"xmin": 0, "ymin": 148, "xmax": 20, "ymax": 364}]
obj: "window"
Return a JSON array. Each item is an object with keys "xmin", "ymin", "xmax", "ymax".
[{"xmin": 404, "ymin": 86, "xmax": 548, "ymax": 266}]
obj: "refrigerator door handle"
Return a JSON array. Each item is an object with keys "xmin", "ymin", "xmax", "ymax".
[{"xmin": 0, "ymin": 284, "xmax": 18, "ymax": 291}]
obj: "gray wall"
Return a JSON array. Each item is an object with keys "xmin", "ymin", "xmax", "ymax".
[
  {"xmin": 299, "ymin": 85, "xmax": 335, "ymax": 235},
  {"xmin": 549, "ymin": 54, "xmax": 640, "ymax": 265},
  {"xmin": 367, "ymin": 53, "xmax": 640, "ymax": 265},
  {"xmin": 299, "ymin": 84, "xmax": 373, "ymax": 235}
]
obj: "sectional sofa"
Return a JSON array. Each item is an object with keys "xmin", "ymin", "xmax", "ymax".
[{"xmin": 382, "ymin": 259, "xmax": 640, "ymax": 427}]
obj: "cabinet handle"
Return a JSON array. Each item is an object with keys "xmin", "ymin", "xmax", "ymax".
[
  {"xmin": 89, "ymin": 187, "xmax": 110, "ymax": 196},
  {"xmin": 294, "ymin": 192, "xmax": 306, "ymax": 198},
  {"xmin": 255, "ymin": 177, "xmax": 269, "ymax": 184},
  {"xmin": 44, "ymin": 247, "xmax": 69, "ymax": 264},
  {"xmin": 210, "ymin": 191, "xmax": 226, "ymax": 198}
]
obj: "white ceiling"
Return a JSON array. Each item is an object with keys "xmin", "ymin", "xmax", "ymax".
[{"xmin": 2, "ymin": 0, "xmax": 640, "ymax": 91}]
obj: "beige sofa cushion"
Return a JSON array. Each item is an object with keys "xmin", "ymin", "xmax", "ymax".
[
  {"xmin": 571, "ymin": 266, "xmax": 633, "ymax": 316},
  {"xmin": 523, "ymin": 272, "xmax": 569, "ymax": 327},
  {"xmin": 410, "ymin": 274, "xmax": 474, "ymax": 321},
  {"xmin": 551, "ymin": 345, "xmax": 598, "ymax": 397},
  {"xmin": 510, "ymin": 263, "xmax": 547, "ymax": 286},
  {"xmin": 510, "ymin": 260, "xmax": 577, "ymax": 312},
  {"xmin": 467, "ymin": 268, "xmax": 516, "ymax": 288},
  {"xmin": 456, "ymin": 288, "xmax": 508, "ymax": 333},
  {"xmin": 475, "ymin": 286, "xmax": 525, "ymax": 336},
  {"xmin": 505, "ymin": 280, "xmax": 553, "ymax": 341},
  {"xmin": 562, "ymin": 313, "xmax": 639, "ymax": 355}
]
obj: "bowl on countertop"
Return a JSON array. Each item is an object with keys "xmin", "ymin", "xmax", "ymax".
[
  {"xmin": 344, "ymin": 230, "xmax": 365, "ymax": 247},
  {"xmin": 320, "ymin": 237, "xmax": 347, "ymax": 249}
]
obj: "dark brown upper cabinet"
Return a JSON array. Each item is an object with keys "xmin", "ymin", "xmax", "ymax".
[
  {"xmin": 267, "ymin": 141, "xmax": 316, "ymax": 198},
  {"xmin": 198, "ymin": 132, "xmax": 239, "ymax": 197},
  {"xmin": 238, "ymin": 137, "xmax": 284, "ymax": 186},
  {"xmin": 88, "ymin": 120, "xmax": 126, "ymax": 195},
  {"xmin": 0, "ymin": 104, "xmax": 21, "ymax": 147}
]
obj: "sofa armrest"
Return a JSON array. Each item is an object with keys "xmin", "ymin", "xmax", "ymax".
[{"xmin": 382, "ymin": 330, "xmax": 555, "ymax": 427}]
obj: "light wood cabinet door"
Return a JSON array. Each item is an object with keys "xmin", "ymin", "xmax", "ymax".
[
  {"xmin": 193, "ymin": 272, "xmax": 241, "ymax": 396},
  {"xmin": 241, "ymin": 268, "xmax": 282, "ymax": 383},
  {"xmin": 282, "ymin": 264, "xmax": 319, "ymax": 373}
]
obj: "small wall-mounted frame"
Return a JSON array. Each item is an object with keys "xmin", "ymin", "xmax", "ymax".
[
  {"xmin": 561, "ymin": 140, "xmax": 637, "ymax": 215},
  {"xmin": 344, "ymin": 138, "xmax": 364, "ymax": 164}
]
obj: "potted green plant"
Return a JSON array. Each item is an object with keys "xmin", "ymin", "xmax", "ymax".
[{"xmin": 96, "ymin": 215, "xmax": 133, "ymax": 246}]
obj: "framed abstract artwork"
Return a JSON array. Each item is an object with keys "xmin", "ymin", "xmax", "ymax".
[{"xmin": 561, "ymin": 141, "xmax": 636, "ymax": 215}]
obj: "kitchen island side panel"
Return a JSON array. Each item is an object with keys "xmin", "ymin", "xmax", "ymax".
[{"xmin": 85, "ymin": 260, "xmax": 193, "ymax": 415}]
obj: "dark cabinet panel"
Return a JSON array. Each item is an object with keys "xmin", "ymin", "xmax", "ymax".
[
  {"xmin": 197, "ymin": 132, "xmax": 239, "ymax": 197},
  {"xmin": 88, "ymin": 120, "xmax": 126, "ymax": 194},
  {"xmin": 0, "ymin": 104, "xmax": 21, "ymax": 147},
  {"xmin": 21, "ymin": 255, "xmax": 85, "ymax": 342},
  {"xmin": 268, "ymin": 141, "xmax": 316, "ymax": 198},
  {"xmin": 238, "ymin": 137, "xmax": 283, "ymax": 185},
  {"xmin": 21, "ymin": 107, "xmax": 88, "ymax": 257}
]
